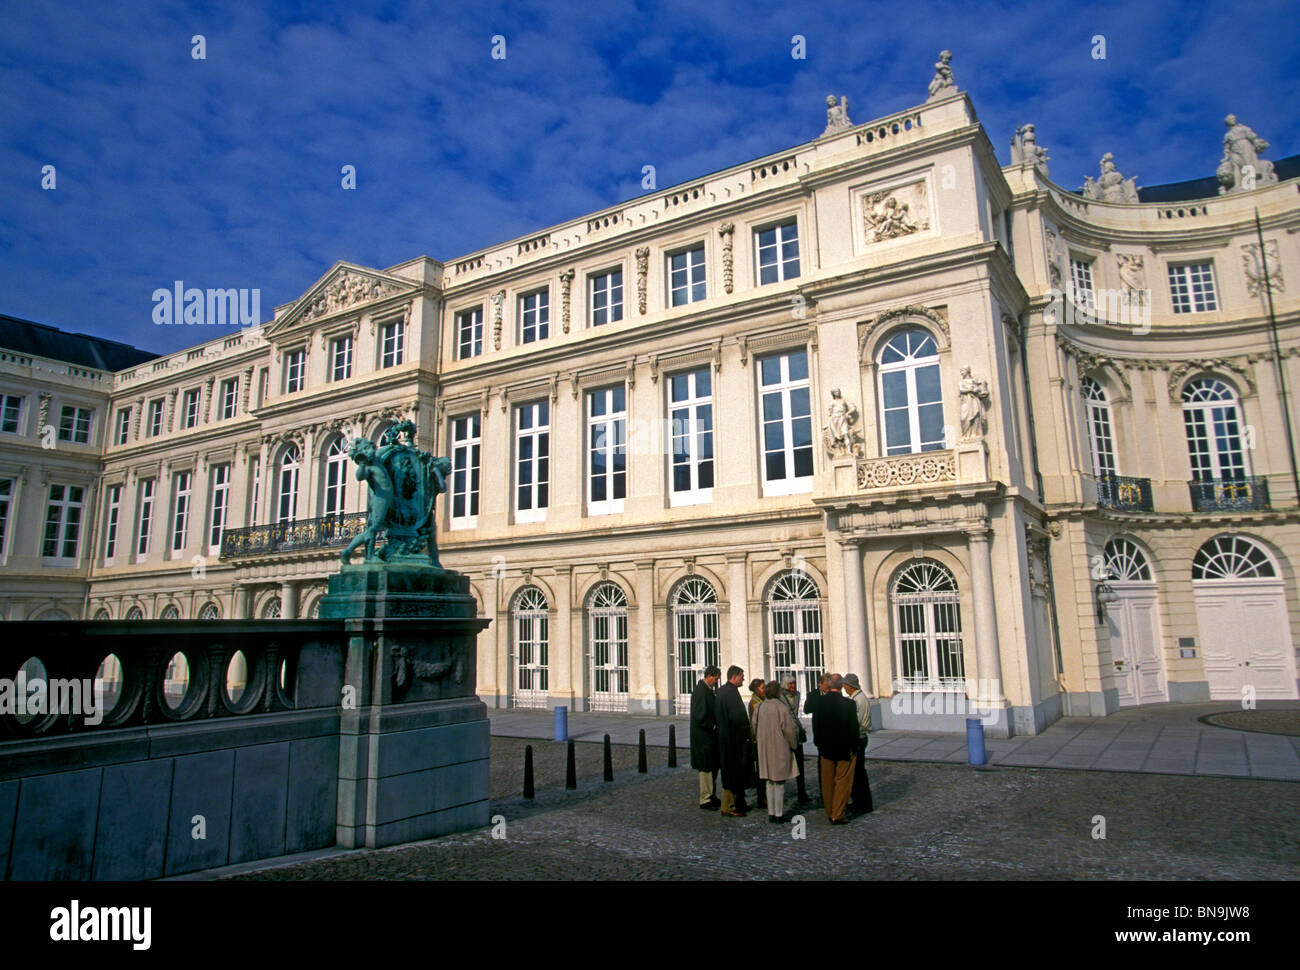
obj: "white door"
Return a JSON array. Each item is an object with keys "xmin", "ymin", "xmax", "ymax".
[
  {"xmin": 1106, "ymin": 586, "xmax": 1168, "ymax": 705},
  {"xmin": 1195, "ymin": 580, "xmax": 1296, "ymax": 700}
]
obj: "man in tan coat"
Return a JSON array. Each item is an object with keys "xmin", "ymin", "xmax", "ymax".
[{"xmin": 755, "ymin": 679, "xmax": 800, "ymax": 823}]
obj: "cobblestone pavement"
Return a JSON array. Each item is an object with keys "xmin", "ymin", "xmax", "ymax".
[{"xmin": 227, "ymin": 737, "xmax": 1300, "ymax": 881}]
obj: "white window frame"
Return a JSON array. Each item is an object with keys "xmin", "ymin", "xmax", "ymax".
[
  {"xmin": 589, "ymin": 268, "xmax": 624, "ymax": 326},
  {"xmin": 1069, "ymin": 257, "xmax": 1096, "ymax": 310},
  {"xmin": 588, "ymin": 582, "xmax": 629, "ymax": 712},
  {"xmin": 148, "ymin": 399, "xmax": 164, "ymax": 437},
  {"xmin": 171, "ymin": 471, "xmax": 191, "ymax": 555},
  {"xmin": 284, "ymin": 348, "xmax": 306, "ymax": 393},
  {"xmin": 249, "ymin": 456, "xmax": 261, "ymax": 525},
  {"xmin": 455, "ymin": 307, "xmax": 483, "ymax": 360},
  {"xmin": 208, "ymin": 464, "xmax": 229, "ymax": 553},
  {"xmin": 114, "ymin": 407, "xmax": 131, "ymax": 444},
  {"xmin": 518, "ymin": 289, "xmax": 550, "ymax": 344},
  {"xmin": 672, "ymin": 578, "xmax": 720, "ymax": 714},
  {"xmin": 180, "ymin": 389, "xmax": 200, "ymax": 429},
  {"xmin": 101, "ymin": 483, "xmax": 122, "ymax": 562},
  {"xmin": 668, "ymin": 368, "xmax": 714, "ymax": 506},
  {"xmin": 755, "ymin": 219, "xmax": 800, "ymax": 285},
  {"xmin": 0, "ymin": 478, "xmax": 12, "ymax": 559},
  {"xmin": 512, "ymin": 586, "xmax": 549, "ymax": 709},
  {"xmin": 668, "ymin": 245, "xmax": 706, "ymax": 307},
  {"xmin": 877, "ymin": 328, "xmax": 945, "ymax": 457},
  {"xmin": 768, "ymin": 571, "xmax": 825, "ymax": 698},
  {"xmin": 58, "ymin": 405, "xmax": 92, "ymax": 443},
  {"xmin": 277, "ymin": 446, "xmax": 300, "ymax": 524},
  {"xmin": 136, "ymin": 479, "xmax": 155, "ymax": 557},
  {"xmin": 381, "ymin": 318, "xmax": 406, "ymax": 368},
  {"xmin": 330, "ymin": 335, "xmax": 353, "ymax": 382},
  {"xmin": 2, "ymin": 395, "xmax": 24, "ymax": 434},
  {"xmin": 219, "ymin": 379, "xmax": 238, "ymax": 420},
  {"xmin": 1168, "ymin": 261, "xmax": 1218, "ymax": 314},
  {"xmin": 450, "ymin": 414, "xmax": 481, "ymax": 529},
  {"xmin": 1081, "ymin": 377, "xmax": 1116, "ymax": 477},
  {"xmin": 758, "ymin": 349, "xmax": 814, "ymax": 496},
  {"xmin": 42, "ymin": 483, "xmax": 84, "ymax": 561},
  {"xmin": 323, "ymin": 438, "xmax": 348, "ymax": 516},
  {"xmin": 892, "ymin": 560, "xmax": 965, "ymax": 693},
  {"xmin": 587, "ymin": 385, "xmax": 627, "ymax": 516},
  {"xmin": 1182, "ymin": 377, "xmax": 1248, "ymax": 482},
  {"xmin": 514, "ymin": 401, "xmax": 549, "ymax": 523}
]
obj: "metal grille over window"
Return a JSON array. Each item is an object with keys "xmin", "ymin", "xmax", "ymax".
[
  {"xmin": 512, "ymin": 586, "xmax": 549, "ymax": 709},
  {"xmin": 892, "ymin": 560, "xmax": 964, "ymax": 692},
  {"xmin": 588, "ymin": 582, "xmax": 628, "ymax": 712},
  {"xmin": 768, "ymin": 571, "xmax": 824, "ymax": 697},
  {"xmin": 673, "ymin": 578, "xmax": 719, "ymax": 714}
]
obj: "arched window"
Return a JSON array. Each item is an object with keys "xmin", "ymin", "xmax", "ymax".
[
  {"xmin": 512, "ymin": 586, "xmax": 549, "ymax": 709},
  {"xmin": 323, "ymin": 438, "xmax": 348, "ymax": 516},
  {"xmin": 1182, "ymin": 378, "xmax": 1247, "ymax": 482},
  {"xmin": 1104, "ymin": 538, "xmax": 1152, "ymax": 583},
  {"xmin": 125, "ymin": 606, "xmax": 144, "ymax": 620},
  {"xmin": 672, "ymin": 578, "xmax": 719, "ymax": 714},
  {"xmin": 768, "ymin": 571, "xmax": 824, "ymax": 696},
  {"xmin": 197, "ymin": 602, "xmax": 221, "ymax": 620},
  {"xmin": 1081, "ymin": 377, "xmax": 1116, "ymax": 477},
  {"xmin": 93, "ymin": 608, "xmax": 111, "ymax": 620},
  {"xmin": 1192, "ymin": 535, "xmax": 1276, "ymax": 581},
  {"xmin": 892, "ymin": 560, "xmax": 964, "ymax": 691},
  {"xmin": 262, "ymin": 597, "xmax": 282, "ymax": 619},
  {"xmin": 277, "ymin": 446, "xmax": 300, "ymax": 524},
  {"xmin": 159, "ymin": 604, "xmax": 180, "ymax": 620},
  {"xmin": 878, "ymin": 328, "xmax": 944, "ymax": 455},
  {"xmin": 588, "ymin": 582, "xmax": 628, "ymax": 712}
]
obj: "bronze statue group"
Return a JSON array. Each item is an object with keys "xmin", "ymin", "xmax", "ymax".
[{"xmin": 690, "ymin": 665, "xmax": 873, "ymax": 824}]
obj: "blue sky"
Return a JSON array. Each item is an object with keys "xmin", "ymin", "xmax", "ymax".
[{"xmin": 2, "ymin": 0, "xmax": 1296, "ymax": 355}]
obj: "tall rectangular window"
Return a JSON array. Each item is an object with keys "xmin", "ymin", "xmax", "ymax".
[
  {"xmin": 669, "ymin": 369, "xmax": 714, "ymax": 505},
  {"xmin": 1069, "ymin": 257, "xmax": 1096, "ymax": 310},
  {"xmin": 590, "ymin": 269, "xmax": 624, "ymax": 326},
  {"xmin": 171, "ymin": 471, "xmax": 191, "ymax": 553},
  {"xmin": 219, "ymin": 379, "xmax": 238, "ymax": 419},
  {"xmin": 103, "ymin": 483, "xmax": 122, "ymax": 560},
  {"xmin": 148, "ymin": 399, "xmax": 164, "ymax": 437},
  {"xmin": 758, "ymin": 350, "xmax": 814, "ymax": 494},
  {"xmin": 249, "ymin": 457, "xmax": 261, "ymax": 524},
  {"xmin": 181, "ymin": 389, "xmax": 201, "ymax": 429},
  {"xmin": 284, "ymin": 348, "xmax": 306, "ymax": 393},
  {"xmin": 0, "ymin": 479, "xmax": 12, "ymax": 556},
  {"xmin": 209, "ymin": 464, "xmax": 229, "ymax": 550},
  {"xmin": 756, "ymin": 221, "xmax": 800, "ymax": 284},
  {"xmin": 669, "ymin": 246, "xmax": 706, "ymax": 306},
  {"xmin": 450, "ymin": 415, "xmax": 481, "ymax": 527},
  {"xmin": 136, "ymin": 480, "xmax": 155, "ymax": 557},
  {"xmin": 58, "ymin": 405, "xmax": 92, "ymax": 443},
  {"xmin": 588, "ymin": 386, "xmax": 627, "ymax": 514},
  {"xmin": 381, "ymin": 319, "xmax": 406, "ymax": 367},
  {"xmin": 331, "ymin": 335, "xmax": 353, "ymax": 381},
  {"xmin": 1169, "ymin": 262, "xmax": 1218, "ymax": 313},
  {"xmin": 115, "ymin": 407, "xmax": 131, "ymax": 444},
  {"xmin": 515, "ymin": 401, "xmax": 550, "ymax": 522},
  {"xmin": 1, "ymin": 395, "xmax": 23, "ymax": 434},
  {"xmin": 456, "ymin": 307, "xmax": 483, "ymax": 359},
  {"xmin": 257, "ymin": 368, "xmax": 269, "ymax": 407},
  {"xmin": 519, "ymin": 290, "xmax": 549, "ymax": 344},
  {"xmin": 43, "ymin": 484, "xmax": 84, "ymax": 560}
]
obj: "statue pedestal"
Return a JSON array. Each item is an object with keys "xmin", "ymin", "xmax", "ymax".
[
  {"xmin": 321, "ymin": 563, "xmax": 492, "ymax": 849},
  {"xmin": 955, "ymin": 439, "xmax": 988, "ymax": 484}
]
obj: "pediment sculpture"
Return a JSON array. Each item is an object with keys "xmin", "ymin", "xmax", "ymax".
[{"xmin": 1083, "ymin": 153, "xmax": 1139, "ymax": 203}]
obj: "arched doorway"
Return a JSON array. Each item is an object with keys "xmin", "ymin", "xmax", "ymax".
[
  {"xmin": 511, "ymin": 586, "xmax": 549, "ymax": 710},
  {"xmin": 587, "ymin": 582, "xmax": 628, "ymax": 712},
  {"xmin": 1103, "ymin": 538, "xmax": 1168, "ymax": 705},
  {"xmin": 891, "ymin": 560, "xmax": 964, "ymax": 693},
  {"xmin": 672, "ymin": 577, "xmax": 719, "ymax": 714},
  {"xmin": 767, "ymin": 571, "xmax": 825, "ymax": 696}
]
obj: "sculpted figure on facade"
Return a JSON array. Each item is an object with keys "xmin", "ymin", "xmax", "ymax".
[
  {"xmin": 863, "ymin": 192, "xmax": 923, "ymax": 243},
  {"xmin": 340, "ymin": 420, "xmax": 451, "ymax": 567},
  {"xmin": 1242, "ymin": 240, "xmax": 1284, "ymax": 296},
  {"xmin": 1010, "ymin": 124, "xmax": 1049, "ymax": 173},
  {"xmin": 635, "ymin": 246, "xmax": 650, "ymax": 314},
  {"xmin": 1083, "ymin": 153, "xmax": 1139, "ymax": 203},
  {"xmin": 1115, "ymin": 253, "xmax": 1148, "ymax": 304},
  {"xmin": 823, "ymin": 95, "xmax": 852, "ymax": 136},
  {"xmin": 927, "ymin": 50, "xmax": 956, "ymax": 100},
  {"xmin": 1217, "ymin": 114, "xmax": 1277, "ymax": 194},
  {"xmin": 490, "ymin": 289, "xmax": 505, "ymax": 349},
  {"xmin": 958, "ymin": 366, "xmax": 990, "ymax": 441},
  {"xmin": 1045, "ymin": 228, "xmax": 1065, "ymax": 289},
  {"xmin": 823, "ymin": 388, "xmax": 862, "ymax": 458}
]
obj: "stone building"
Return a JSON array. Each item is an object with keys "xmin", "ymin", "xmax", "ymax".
[{"xmin": 2, "ymin": 77, "xmax": 1297, "ymax": 735}]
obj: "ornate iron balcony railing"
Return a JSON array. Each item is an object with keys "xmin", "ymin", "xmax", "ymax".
[
  {"xmin": 1096, "ymin": 474, "xmax": 1153, "ymax": 512},
  {"xmin": 219, "ymin": 511, "xmax": 370, "ymax": 559},
  {"xmin": 1189, "ymin": 476, "xmax": 1271, "ymax": 512}
]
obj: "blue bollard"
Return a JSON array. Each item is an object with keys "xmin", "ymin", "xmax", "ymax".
[
  {"xmin": 554, "ymin": 705, "xmax": 568, "ymax": 742},
  {"xmin": 966, "ymin": 717, "xmax": 987, "ymax": 766}
]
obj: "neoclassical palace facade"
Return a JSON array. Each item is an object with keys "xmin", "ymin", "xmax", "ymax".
[{"xmin": 3, "ymin": 77, "xmax": 1298, "ymax": 734}]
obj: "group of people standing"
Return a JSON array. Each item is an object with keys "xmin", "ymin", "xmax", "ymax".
[{"xmin": 690, "ymin": 665, "xmax": 873, "ymax": 825}]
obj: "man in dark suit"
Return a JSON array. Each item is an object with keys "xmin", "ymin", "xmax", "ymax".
[
  {"xmin": 804, "ymin": 672, "xmax": 831, "ymax": 802},
  {"xmin": 689, "ymin": 665, "xmax": 722, "ymax": 810},
  {"xmin": 811, "ymin": 674, "xmax": 858, "ymax": 824},
  {"xmin": 716, "ymin": 665, "xmax": 751, "ymax": 817}
]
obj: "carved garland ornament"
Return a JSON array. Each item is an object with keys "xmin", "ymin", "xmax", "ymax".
[
  {"xmin": 1166, "ymin": 358, "xmax": 1256, "ymax": 401},
  {"xmin": 719, "ymin": 223, "xmax": 735, "ymax": 294},
  {"xmin": 857, "ymin": 304, "xmax": 950, "ymax": 361},
  {"xmin": 302, "ymin": 270, "xmax": 401, "ymax": 322},
  {"xmin": 491, "ymin": 290, "xmax": 505, "ymax": 350},
  {"xmin": 635, "ymin": 247, "xmax": 650, "ymax": 314},
  {"xmin": 559, "ymin": 268, "xmax": 575, "ymax": 332},
  {"xmin": 856, "ymin": 452, "xmax": 956, "ymax": 490}
]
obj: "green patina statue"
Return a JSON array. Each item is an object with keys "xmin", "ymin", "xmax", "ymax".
[{"xmin": 340, "ymin": 419, "xmax": 452, "ymax": 567}]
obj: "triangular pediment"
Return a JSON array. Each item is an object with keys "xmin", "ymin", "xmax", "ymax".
[{"xmin": 269, "ymin": 262, "xmax": 417, "ymax": 337}]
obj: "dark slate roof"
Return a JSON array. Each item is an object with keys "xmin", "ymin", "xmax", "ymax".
[
  {"xmin": 1067, "ymin": 152, "xmax": 1300, "ymax": 204},
  {"xmin": 0, "ymin": 314, "xmax": 159, "ymax": 371}
]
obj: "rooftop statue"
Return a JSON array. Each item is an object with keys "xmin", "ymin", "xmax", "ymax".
[
  {"xmin": 1010, "ymin": 123, "xmax": 1049, "ymax": 173},
  {"xmin": 927, "ymin": 50, "xmax": 956, "ymax": 100},
  {"xmin": 823, "ymin": 95, "xmax": 853, "ymax": 136},
  {"xmin": 340, "ymin": 420, "xmax": 451, "ymax": 568},
  {"xmin": 1217, "ymin": 113, "xmax": 1278, "ymax": 194},
  {"xmin": 1082, "ymin": 152, "xmax": 1139, "ymax": 203}
]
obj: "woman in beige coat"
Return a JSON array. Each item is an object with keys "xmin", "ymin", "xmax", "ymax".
[{"xmin": 755, "ymin": 679, "xmax": 800, "ymax": 823}]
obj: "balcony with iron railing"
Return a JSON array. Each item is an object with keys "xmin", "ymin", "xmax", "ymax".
[
  {"xmin": 1188, "ymin": 476, "xmax": 1271, "ymax": 512},
  {"xmin": 1096, "ymin": 474, "xmax": 1154, "ymax": 512},
  {"xmin": 219, "ymin": 511, "xmax": 371, "ymax": 559}
]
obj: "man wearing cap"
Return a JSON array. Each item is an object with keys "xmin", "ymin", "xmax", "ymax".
[
  {"xmin": 842, "ymin": 673, "xmax": 874, "ymax": 814},
  {"xmin": 811, "ymin": 673, "xmax": 858, "ymax": 824}
]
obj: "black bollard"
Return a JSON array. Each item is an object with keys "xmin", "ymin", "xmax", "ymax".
[
  {"xmin": 667, "ymin": 724, "xmax": 677, "ymax": 767},
  {"xmin": 565, "ymin": 739, "xmax": 577, "ymax": 790},
  {"xmin": 638, "ymin": 729, "xmax": 648, "ymax": 773},
  {"xmin": 523, "ymin": 744, "xmax": 534, "ymax": 799},
  {"xmin": 603, "ymin": 734, "xmax": 614, "ymax": 782}
]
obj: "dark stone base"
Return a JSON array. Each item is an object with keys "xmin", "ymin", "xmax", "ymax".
[{"xmin": 319, "ymin": 562, "xmax": 477, "ymax": 620}]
